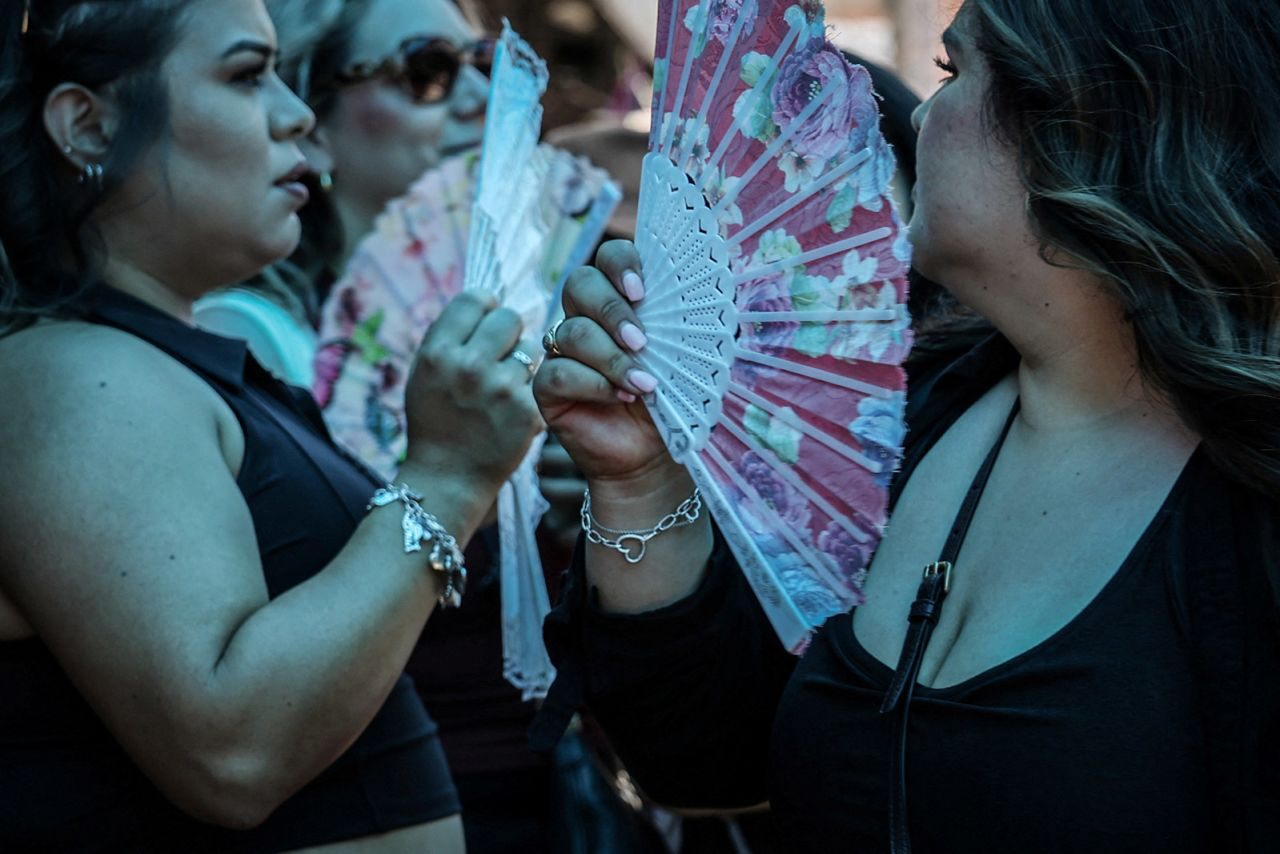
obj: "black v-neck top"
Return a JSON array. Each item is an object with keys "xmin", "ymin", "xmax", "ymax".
[
  {"xmin": 0, "ymin": 286, "xmax": 459, "ymax": 852},
  {"xmin": 535, "ymin": 333, "xmax": 1280, "ymax": 852}
]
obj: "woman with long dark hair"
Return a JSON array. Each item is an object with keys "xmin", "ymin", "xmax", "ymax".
[
  {"xmin": 530, "ymin": 0, "xmax": 1280, "ymax": 850},
  {"xmin": 0, "ymin": 0, "xmax": 539, "ymax": 849}
]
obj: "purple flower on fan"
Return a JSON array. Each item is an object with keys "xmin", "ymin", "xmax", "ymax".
[
  {"xmin": 740, "ymin": 274, "xmax": 798, "ymax": 353},
  {"xmin": 738, "ymin": 451, "xmax": 812, "ymax": 533},
  {"xmin": 771, "ymin": 41, "xmax": 876, "ymax": 162},
  {"xmin": 817, "ymin": 521, "xmax": 873, "ymax": 581},
  {"xmin": 798, "ymin": 0, "xmax": 824, "ymax": 23},
  {"xmin": 708, "ymin": 0, "xmax": 755, "ymax": 44}
]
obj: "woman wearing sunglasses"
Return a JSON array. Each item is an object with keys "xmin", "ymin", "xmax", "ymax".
[{"xmin": 0, "ymin": 0, "xmax": 541, "ymax": 850}]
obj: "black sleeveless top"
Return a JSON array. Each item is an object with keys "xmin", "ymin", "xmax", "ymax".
[
  {"xmin": 536, "ymin": 333, "xmax": 1280, "ymax": 852},
  {"xmin": 0, "ymin": 286, "xmax": 459, "ymax": 852}
]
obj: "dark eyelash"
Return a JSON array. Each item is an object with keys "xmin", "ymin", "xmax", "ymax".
[
  {"xmin": 234, "ymin": 62, "xmax": 274, "ymax": 84},
  {"xmin": 934, "ymin": 56, "xmax": 957, "ymax": 76}
]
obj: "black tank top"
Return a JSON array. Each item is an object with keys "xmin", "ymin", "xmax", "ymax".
[{"xmin": 0, "ymin": 286, "xmax": 459, "ymax": 852}]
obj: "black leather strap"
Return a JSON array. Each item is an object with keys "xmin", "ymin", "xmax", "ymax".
[{"xmin": 882, "ymin": 399, "xmax": 1020, "ymax": 853}]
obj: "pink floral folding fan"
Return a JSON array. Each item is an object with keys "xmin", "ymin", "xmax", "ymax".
[
  {"xmin": 315, "ymin": 24, "xmax": 620, "ymax": 699},
  {"xmin": 633, "ymin": 0, "xmax": 912, "ymax": 651}
]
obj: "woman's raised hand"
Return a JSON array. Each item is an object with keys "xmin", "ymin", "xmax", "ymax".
[
  {"xmin": 535, "ymin": 241, "xmax": 710, "ymax": 612},
  {"xmin": 402, "ymin": 292, "xmax": 543, "ymax": 498},
  {"xmin": 533, "ymin": 241, "xmax": 676, "ymax": 485}
]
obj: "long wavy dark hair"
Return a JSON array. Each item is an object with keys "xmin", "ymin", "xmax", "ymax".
[
  {"xmin": 0, "ymin": 0, "xmax": 192, "ymax": 332},
  {"xmin": 970, "ymin": 0, "xmax": 1280, "ymax": 494}
]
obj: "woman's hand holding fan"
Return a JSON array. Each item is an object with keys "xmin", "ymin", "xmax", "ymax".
[
  {"xmin": 538, "ymin": 243, "xmax": 671, "ymax": 482},
  {"xmin": 539, "ymin": 0, "xmax": 912, "ymax": 651},
  {"xmin": 535, "ymin": 243, "xmax": 712, "ymax": 611}
]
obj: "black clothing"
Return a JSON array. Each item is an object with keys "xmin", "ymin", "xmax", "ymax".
[
  {"xmin": 0, "ymin": 286, "xmax": 459, "ymax": 852},
  {"xmin": 537, "ymin": 334, "xmax": 1280, "ymax": 852},
  {"xmin": 410, "ymin": 528, "xmax": 555, "ymax": 852}
]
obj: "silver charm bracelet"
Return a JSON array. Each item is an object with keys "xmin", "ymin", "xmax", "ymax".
[
  {"xmin": 368, "ymin": 484, "xmax": 467, "ymax": 608},
  {"xmin": 581, "ymin": 488, "xmax": 703, "ymax": 564}
]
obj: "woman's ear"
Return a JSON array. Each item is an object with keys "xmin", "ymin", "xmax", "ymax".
[{"xmin": 43, "ymin": 83, "xmax": 118, "ymax": 171}]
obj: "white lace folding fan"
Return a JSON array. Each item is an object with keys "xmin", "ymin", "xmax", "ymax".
[
  {"xmin": 633, "ymin": 0, "xmax": 913, "ymax": 651},
  {"xmin": 465, "ymin": 23, "xmax": 611, "ymax": 699}
]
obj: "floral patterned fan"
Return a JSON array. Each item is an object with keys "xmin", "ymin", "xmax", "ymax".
[
  {"xmin": 634, "ymin": 0, "xmax": 912, "ymax": 652},
  {"xmin": 314, "ymin": 26, "xmax": 620, "ymax": 698},
  {"xmin": 315, "ymin": 152, "xmax": 618, "ymax": 472}
]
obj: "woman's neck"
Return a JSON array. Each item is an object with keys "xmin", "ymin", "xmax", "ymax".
[
  {"xmin": 333, "ymin": 193, "xmax": 381, "ymax": 273},
  {"xmin": 979, "ymin": 268, "xmax": 1186, "ymax": 439},
  {"xmin": 100, "ymin": 256, "xmax": 197, "ymax": 323}
]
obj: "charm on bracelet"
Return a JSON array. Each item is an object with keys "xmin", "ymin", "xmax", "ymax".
[{"xmin": 369, "ymin": 484, "xmax": 468, "ymax": 607}]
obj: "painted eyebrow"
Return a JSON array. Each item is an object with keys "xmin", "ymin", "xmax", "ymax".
[{"xmin": 221, "ymin": 39, "xmax": 276, "ymax": 61}]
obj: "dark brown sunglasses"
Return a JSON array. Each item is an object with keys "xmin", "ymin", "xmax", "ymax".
[{"xmin": 314, "ymin": 35, "xmax": 496, "ymax": 104}]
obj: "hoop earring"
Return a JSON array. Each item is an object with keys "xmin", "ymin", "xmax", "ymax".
[
  {"xmin": 78, "ymin": 162, "xmax": 105, "ymax": 193},
  {"xmin": 318, "ymin": 171, "xmax": 334, "ymax": 193}
]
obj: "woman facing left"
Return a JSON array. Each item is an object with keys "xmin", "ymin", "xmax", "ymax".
[{"xmin": 0, "ymin": 0, "xmax": 542, "ymax": 851}]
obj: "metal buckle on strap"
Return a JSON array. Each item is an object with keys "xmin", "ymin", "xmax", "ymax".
[{"xmin": 923, "ymin": 561, "xmax": 952, "ymax": 595}]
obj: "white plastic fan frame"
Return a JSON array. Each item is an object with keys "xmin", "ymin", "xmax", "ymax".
[{"xmin": 633, "ymin": 151, "xmax": 738, "ymax": 463}]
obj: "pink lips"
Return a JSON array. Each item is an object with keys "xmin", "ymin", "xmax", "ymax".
[{"xmin": 274, "ymin": 161, "xmax": 311, "ymax": 204}]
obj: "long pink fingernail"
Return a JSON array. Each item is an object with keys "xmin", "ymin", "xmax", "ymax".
[
  {"xmin": 617, "ymin": 390, "xmax": 638, "ymax": 404},
  {"xmin": 620, "ymin": 322, "xmax": 648, "ymax": 351},
  {"xmin": 622, "ymin": 271, "xmax": 645, "ymax": 302},
  {"xmin": 627, "ymin": 369, "xmax": 659, "ymax": 394}
]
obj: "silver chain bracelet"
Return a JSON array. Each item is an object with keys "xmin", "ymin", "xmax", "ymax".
[
  {"xmin": 581, "ymin": 488, "xmax": 703, "ymax": 564},
  {"xmin": 369, "ymin": 484, "xmax": 467, "ymax": 608}
]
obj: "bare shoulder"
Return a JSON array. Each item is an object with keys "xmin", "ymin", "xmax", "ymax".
[
  {"xmin": 0, "ymin": 319, "xmax": 206, "ymax": 413},
  {"xmin": 0, "ymin": 316, "xmax": 266, "ymax": 653},
  {"xmin": 0, "ymin": 319, "xmax": 242, "ymax": 470}
]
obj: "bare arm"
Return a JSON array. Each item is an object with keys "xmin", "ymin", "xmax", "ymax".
[{"xmin": 0, "ymin": 294, "xmax": 540, "ymax": 829}]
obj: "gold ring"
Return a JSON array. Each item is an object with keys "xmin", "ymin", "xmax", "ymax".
[
  {"xmin": 510, "ymin": 348, "xmax": 537, "ymax": 378},
  {"xmin": 542, "ymin": 317, "xmax": 566, "ymax": 357}
]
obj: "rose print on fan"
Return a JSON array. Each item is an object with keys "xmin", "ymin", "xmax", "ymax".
[
  {"xmin": 634, "ymin": 0, "xmax": 911, "ymax": 652},
  {"xmin": 816, "ymin": 522, "xmax": 871, "ymax": 597},
  {"xmin": 710, "ymin": 0, "xmax": 756, "ymax": 43},
  {"xmin": 736, "ymin": 450, "xmax": 813, "ymax": 532},
  {"xmin": 849, "ymin": 391, "xmax": 907, "ymax": 451},
  {"xmin": 739, "ymin": 275, "xmax": 798, "ymax": 353},
  {"xmin": 685, "ymin": 0, "xmax": 759, "ymax": 56},
  {"xmin": 771, "ymin": 40, "xmax": 877, "ymax": 164}
]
